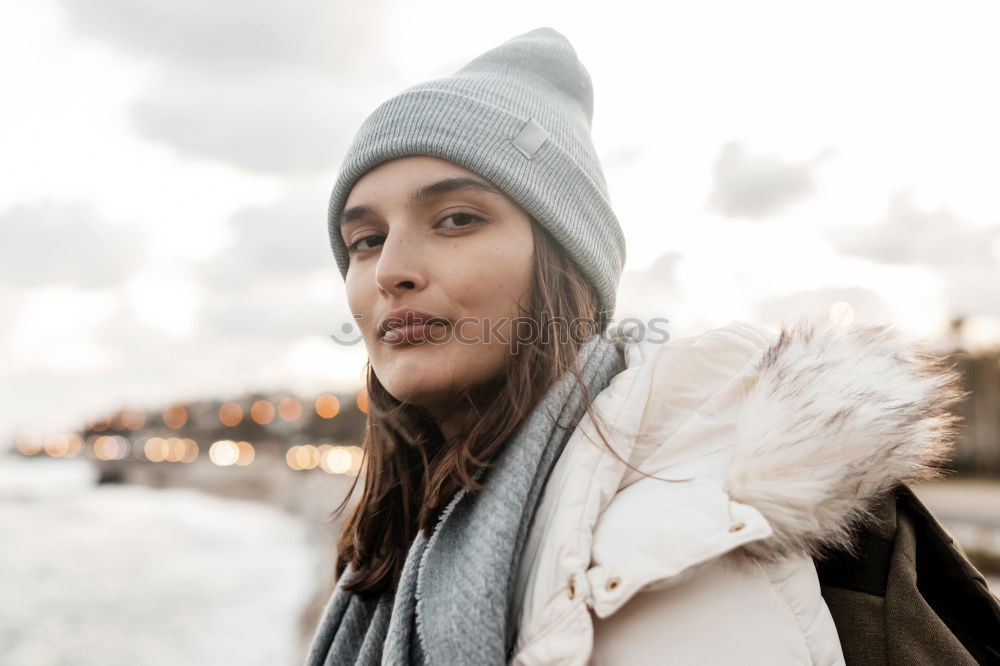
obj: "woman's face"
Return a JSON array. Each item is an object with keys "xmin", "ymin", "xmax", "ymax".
[{"xmin": 341, "ymin": 156, "xmax": 535, "ymax": 426}]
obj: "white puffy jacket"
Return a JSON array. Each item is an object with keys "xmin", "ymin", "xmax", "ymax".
[{"xmin": 509, "ymin": 317, "xmax": 955, "ymax": 664}]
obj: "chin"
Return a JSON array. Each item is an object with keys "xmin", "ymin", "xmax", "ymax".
[
  {"xmin": 382, "ymin": 381, "xmax": 454, "ymax": 411},
  {"xmin": 374, "ymin": 348, "xmax": 501, "ymax": 402}
]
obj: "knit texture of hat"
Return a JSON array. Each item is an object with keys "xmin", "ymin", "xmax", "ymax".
[{"xmin": 326, "ymin": 26, "xmax": 627, "ymax": 322}]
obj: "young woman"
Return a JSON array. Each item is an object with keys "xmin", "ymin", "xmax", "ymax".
[{"xmin": 305, "ymin": 27, "xmax": 999, "ymax": 666}]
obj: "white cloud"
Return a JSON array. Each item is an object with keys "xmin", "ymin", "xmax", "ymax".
[
  {"xmin": 708, "ymin": 142, "xmax": 833, "ymax": 218},
  {"xmin": 8, "ymin": 286, "xmax": 119, "ymax": 371},
  {"xmin": 750, "ymin": 286, "xmax": 893, "ymax": 330},
  {"xmin": 198, "ymin": 186, "xmax": 334, "ymax": 288},
  {"xmin": 129, "ymin": 69, "xmax": 351, "ymax": 175},
  {"xmin": 828, "ymin": 190, "xmax": 1000, "ymax": 319},
  {"xmin": 59, "ymin": 0, "xmax": 390, "ymax": 75},
  {"xmin": 4, "ymin": 0, "xmax": 1000, "ymax": 445},
  {"xmin": 0, "ymin": 199, "xmax": 146, "ymax": 289},
  {"xmin": 59, "ymin": 0, "xmax": 398, "ymax": 176}
]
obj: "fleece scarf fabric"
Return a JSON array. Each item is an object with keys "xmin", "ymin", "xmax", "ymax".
[{"xmin": 304, "ymin": 327, "xmax": 630, "ymax": 665}]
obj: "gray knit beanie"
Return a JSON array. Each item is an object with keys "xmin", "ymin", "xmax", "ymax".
[{"xmin": 327, "ymin": 26, "xmax": 626, "ymax": 322}]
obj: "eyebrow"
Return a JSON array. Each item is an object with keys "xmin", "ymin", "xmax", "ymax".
[{"xmin": 339, "ymin": 177, "xmax": 504, "ymax": 226}]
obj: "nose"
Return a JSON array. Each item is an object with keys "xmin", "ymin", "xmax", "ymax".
[{"xmin": 374, "ymin": 230, "xmax": 428, "ymax": 297}]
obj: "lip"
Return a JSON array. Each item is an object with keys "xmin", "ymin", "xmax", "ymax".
[
  {"xmin": 378, "ymin": 309, "xmax": 451, "ymax": 340},
  {"xmin": 381, "ymin": 322, "xmax": 449, "ymax": 345}
]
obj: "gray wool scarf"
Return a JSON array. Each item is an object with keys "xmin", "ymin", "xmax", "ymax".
[{"xmin": 304, "ymin": 329, "xmax": 629, "ymax": 665}]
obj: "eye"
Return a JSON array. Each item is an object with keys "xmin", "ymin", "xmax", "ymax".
[
  {"xmin": 346, "ymin": 213, "xmax": 484, "ymax": 255},
  {"xmin": 346, "ymin": 234, "xmax": 384, "ymax": 254},
  {"xmin": 437, "ymin": 212, "xmax": 484, "ymax": 229}
]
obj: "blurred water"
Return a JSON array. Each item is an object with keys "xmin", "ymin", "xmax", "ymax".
[
  {"xmin": 1, "ymin": 458, "xmax": 996, "ymax": 665},
  {"xmin": 0, "ymin": 456, "xmax": 317, "ymax": 665}
]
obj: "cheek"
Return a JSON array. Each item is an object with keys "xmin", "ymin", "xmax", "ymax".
[
  {"xmin": 454, "ymin": 237, "xmax": 533, "ymax": 305},
  {"xmin": 493, "ymin": 241, "xmax": 534, "ymax": 312},
  {"xmin": 449, "ymin": 252, "xmax": 532, "ymax": 349}
]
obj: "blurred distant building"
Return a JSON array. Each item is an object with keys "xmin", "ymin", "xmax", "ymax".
[
  {"xmin": 12, "ymin": 389, "xmax": 371, "ymax": 482},
  {"xmin": 11, "ymin": 343, "xmax": 1000, "ymax": 479},
  {"xmin": 952, "ymin": 349, "xmax": 1000, "ymax": 477}
]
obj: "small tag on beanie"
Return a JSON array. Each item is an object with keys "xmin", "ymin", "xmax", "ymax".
[{"xmin": 511, "ymin": 118, "xmax": 549, "ymax": 159}]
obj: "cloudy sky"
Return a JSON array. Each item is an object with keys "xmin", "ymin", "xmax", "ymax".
[{"xmin": 2, "ymin": 0, "xmax": 998, "ymax": 443}]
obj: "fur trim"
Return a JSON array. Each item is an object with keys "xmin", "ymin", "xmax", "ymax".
[{"xmin": 725, "ymin": 315, "xmax": 968, "ymax": 563}]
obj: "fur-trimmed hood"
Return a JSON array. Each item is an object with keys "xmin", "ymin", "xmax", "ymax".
[
  {"xmin": 511, "ymin": 316, "xmax": 970, "ymax": 664},
  {"xmin": 724, "ymin": 316, "xmax": 968, "ymax": 564}
]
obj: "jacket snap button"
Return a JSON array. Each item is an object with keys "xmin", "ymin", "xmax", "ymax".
[
  {"xmin": 729, "ymin": 521, "xmax": 746, "ymax": 532},
  {"xmin": 567, "ymin": 575, "xmax": 576, "ymax": 600},
  {"xmin": 605, "ymin": 576, "xmax": 621, "ymax": 591}
]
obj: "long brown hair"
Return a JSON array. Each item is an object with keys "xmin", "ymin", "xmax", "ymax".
[{"xmin": 329, "ymin": 219, "xmax": 676, "ymax": 599}]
